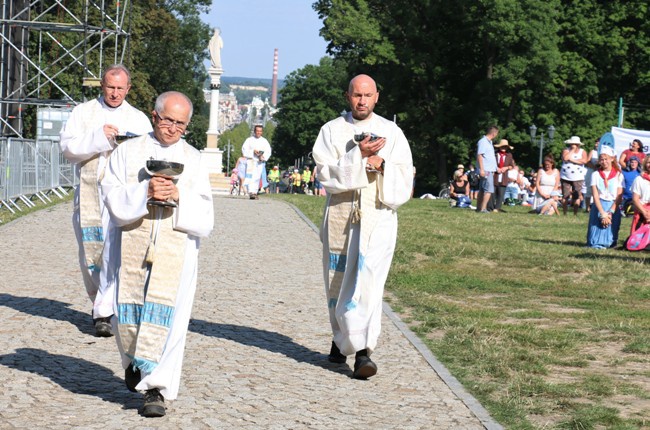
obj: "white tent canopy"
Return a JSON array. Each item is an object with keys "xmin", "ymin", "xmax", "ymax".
[{"xmin": 610, "ymin": 127, "xmax": 650, "ymax": 157}]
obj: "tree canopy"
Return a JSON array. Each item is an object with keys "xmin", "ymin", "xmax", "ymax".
[
  {"xmin": 271, "ymin": 57, "xmax": 349, "ymax": 166},
  {"xmin": 307, "ymin": 0, "xmax": 650, "ymax": 190}
]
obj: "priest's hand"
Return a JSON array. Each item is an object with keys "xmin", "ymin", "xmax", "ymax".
[
  {"xmin": 359, "ymin": 135, "xmax": 385, "ymax": 158},
  {"xmin": 103, "ymin": 124, "xmax": 119, "ymax": 145},
  {"xmin": 367, "ymin": 155, "xmax": 384, "ymax": 173},
  {"xmin": 148, "ymin": 176, "xmax": 179, "ymax": 202}
]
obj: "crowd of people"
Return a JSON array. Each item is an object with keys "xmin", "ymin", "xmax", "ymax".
[
  {"xmin": 458, "ymin": 126, "xmax": 650, "ymax": 250},
  {"xmin": 232, "ymin": 161, "xmax": 326, "ymax": 196}
]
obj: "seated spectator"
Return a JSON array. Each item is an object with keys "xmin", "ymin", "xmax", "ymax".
[
  {"xmin": 535, "ymin": 156, "xmax": 561, "ymax": 210},
  {"xmin": 586, "ymin": 147, "xmax": 623, "ymax": 249},
  {"xmin": 518, "ymin": 169, "xmax": 533, "ymax": 205},
  {"xmin": 449, "ymin": 169, "xmax": 471, "ymax": 208},
  {"xmin": 621, "ymin": 156, "xmax": 641, "ymax": 216},
  {"xmin": 619, "ymin": 139, "xmax": 645, "ymax": 170},
  {"xmin": 524, "ymin": 169, "xmax": 537, "ymax": 206},
  {"xmin": 504, "ymin": 164, "xmax": 521, "ymax": 205},
  {"xmin": 456, "ymin": 164, "xmax": 468, "ymax": 182},
  {"xmin": 629, "ymin": 155, "xmax": 650, "ymax": 237},
  {"xmin": 536, "ymin": 190, "xmax": 561, "ymax": 215}
]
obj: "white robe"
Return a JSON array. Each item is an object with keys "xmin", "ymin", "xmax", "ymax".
[
  {"xmin": 242, "ymin": 135, "xmax": 272, "ymax": 194},
  {"xmin": 101, "ymin": 134, "xmax": 213, "ymax": 399},
  {"xmin": 59, "ymin": 97, "xmax": 152, "ymax": 318},
  {"xmin": 313, "ymin": 112, "xmax": 413, "ymax": 356}
]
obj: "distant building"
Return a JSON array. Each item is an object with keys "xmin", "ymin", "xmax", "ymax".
[
  {"xmin": 241, "ymin": 95, "xmax": 277, "ymax": 127},
  {"xmin": 204, "ymin": 82, "xmax": 279, "ymax": 132},
  {"xmin": 204, "ymin": 89, "xmax": 243, "ymax": 132},
  {"xmin": 229, "ymin": 84, "xmax": 268, "ymax": 92}
]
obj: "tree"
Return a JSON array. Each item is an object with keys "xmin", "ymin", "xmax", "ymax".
[
  {"xmin": 129, "ymin": 0, "xmax": 212, "ymax": 149},
  {"xmin": 271, "ymin": 57, "xmax": 349, "ymax": 167},
  {"xmin": 313, "ymin": 0, "xmax": 650, "ymax": 190}
]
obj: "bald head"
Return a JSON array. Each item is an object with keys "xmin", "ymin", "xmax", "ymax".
[
  {"xmin": 348, "ymin": 74, "xmax": 376, "ymax": 92},
  {"xmin": 346, "ymin": 74, "xmax": 379, "ymax": 120}
]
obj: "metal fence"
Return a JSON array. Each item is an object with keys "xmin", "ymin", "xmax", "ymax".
[{"xmin": 0, "ymin": 137, "xmax": 77, "ymax": 214}]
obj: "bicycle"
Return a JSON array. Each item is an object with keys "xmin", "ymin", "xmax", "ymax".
[
  {"xmin": 438, "ymin": 181, "xmax": 451, "ymax": 199},
  {"xmin": 230, "ymin": 179, "xmax": 240, "ymax": 196}
]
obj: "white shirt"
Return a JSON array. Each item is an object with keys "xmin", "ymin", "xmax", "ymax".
[
  {"xmin": 631, "ymin": 175, "xmax": 650, "ymax": 204},
  {"xmin": 590, "ymin": 170, "xmax": 623, "ymax": 201}
]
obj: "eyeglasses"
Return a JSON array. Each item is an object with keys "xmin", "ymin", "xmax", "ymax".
[{"xmin": 155, "ymin": 111, "xmax": 188, "ymax": 130}]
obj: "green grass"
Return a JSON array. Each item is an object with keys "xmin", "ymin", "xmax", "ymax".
[
  {"xmin": 0, "ymin": 192, "xmax": 73, "ymax": 224},
  {"xmin": 270, "ymin": 194, "xmax": 650, "ymax": 430},
  {"xmin": 5, "ymin": 192, "xmax": 647, "ymax": 428}
]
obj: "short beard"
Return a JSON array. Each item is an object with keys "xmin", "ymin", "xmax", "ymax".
[{"xmin": 352, "ymin": 110, "xmax": 372, "ymax": 121}]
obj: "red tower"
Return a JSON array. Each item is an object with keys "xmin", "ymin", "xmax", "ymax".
[{"xmin": 271, "ymin": 48, "xmax": 279, "ymax": 106}]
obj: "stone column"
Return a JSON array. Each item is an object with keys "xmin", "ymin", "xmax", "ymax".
[{"xmin": 202, "ymin": 66, "xmax": 225, "ymax": 182}]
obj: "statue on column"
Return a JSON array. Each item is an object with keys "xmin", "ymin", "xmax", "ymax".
[{"xmin": 208, "ymin": 28, "xmax": 223, "ymax": 69}]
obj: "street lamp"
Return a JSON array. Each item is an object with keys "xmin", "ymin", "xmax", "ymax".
[
  {"xmin": 224, "ymin": 139, "xmax": 234, "ymax": 175},
  {"xmin": 529, "ymin": 124, "xmax": 555, "ymax": 167}
]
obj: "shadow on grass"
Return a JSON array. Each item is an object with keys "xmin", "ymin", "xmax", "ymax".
[
  {"xmin": 526, "ymin": 239, "xmax": 649, "ymax": 262},
  {"xmin": 188, "ymin": 319, "xmax": 351, "ymax": 377},
  {"xmin": 526, "ymin": 238, "xmax": 586, "ymax": 247},
  {"xmin": 573, "ymin": 252, "xmax": 650, "ymax": 263}
]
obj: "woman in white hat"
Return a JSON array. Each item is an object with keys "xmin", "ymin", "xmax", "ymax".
[
  {"xmin": 586, "ymin": 146, "xmax": 623, "ymax": 248},
  {"xmin": 560, "ymin": 136, "xmax": 589, "ymax": 215}
]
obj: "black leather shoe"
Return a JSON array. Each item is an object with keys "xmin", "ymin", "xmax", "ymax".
[
  {"xmin": 93, "ymin": 316, "xmax": 113, "ymax": 337},
  {"xmin": 328, "ymin": 341, "xmax": 346, "ymax": 364},
  {"xmin": 142, "ymin": 388, "xmax": 165, "ymax": 418},
  {"xmin": 125, "ymin": 364, "xmax": 141, "ymax": 393},
  {"xmin": 353, "ymin": 355, "xmax": 378, "ymax": 380}
]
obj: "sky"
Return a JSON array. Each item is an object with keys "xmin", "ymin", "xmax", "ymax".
[{"xmin": 202, "ymin": 1, "xmax": 329, "ymax": 80}]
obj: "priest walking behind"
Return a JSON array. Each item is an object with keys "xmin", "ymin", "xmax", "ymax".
[
  {"xmin": 101, "ymin": 91, "xmax": 214, "ymax": 417},
  {"xmin": 312, "ymin": 74, "xmax": 413, "ymax": 379},
  {"xmin": 59, "ymin": 64, "xmax": 152, "ymax": 337},
  {"xmin": 242, "ymin": 124, "xmax": 272, "ymax": 199}
]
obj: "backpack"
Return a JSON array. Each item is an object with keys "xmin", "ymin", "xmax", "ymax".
[
  {"xmin": 626, "ymin": 223, "xmax": 650, "ymax": 251},
  {"xmin": 468, "ymin": 170, "xmax": 480, "ymax": 188}
]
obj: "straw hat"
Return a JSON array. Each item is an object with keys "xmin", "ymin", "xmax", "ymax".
[
  {"xmin": 564, "ymin": 136, "xmax": 583, "ymax": 145},
  {"xmin": 494, "ymin": 139, "xmax": 513, "ymax": 149}
]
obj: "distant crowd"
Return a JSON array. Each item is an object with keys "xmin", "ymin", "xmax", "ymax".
[
  {"xmin": 445, "ymin": 126, "xmax": 650, "ymax": 250},
  {"xmin": 230, "ymin": 162, "xmax": 326, "ymax": 196}
]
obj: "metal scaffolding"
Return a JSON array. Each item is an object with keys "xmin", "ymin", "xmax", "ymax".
[{"xmin": 0, "ymin": 0, "xmax": 132, "ymax": 137}]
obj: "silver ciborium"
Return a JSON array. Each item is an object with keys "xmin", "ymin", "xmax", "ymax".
[
  {"xmin": 145, "ymin": 159, "xmax": 184, "ymax": 207},
  {"xmin": 114, "ymin": 132, "xmax": 140, "ymax": 144}
]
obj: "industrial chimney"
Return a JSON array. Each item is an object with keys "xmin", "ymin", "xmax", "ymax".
[{"xmin": 271, "ymin": 48, "xmax": 278, "ymax": 106}]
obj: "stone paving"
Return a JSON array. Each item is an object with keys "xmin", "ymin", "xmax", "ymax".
[{"xmin": 0, "ymin": 195, "xmax": 501, "ymax": 429}]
